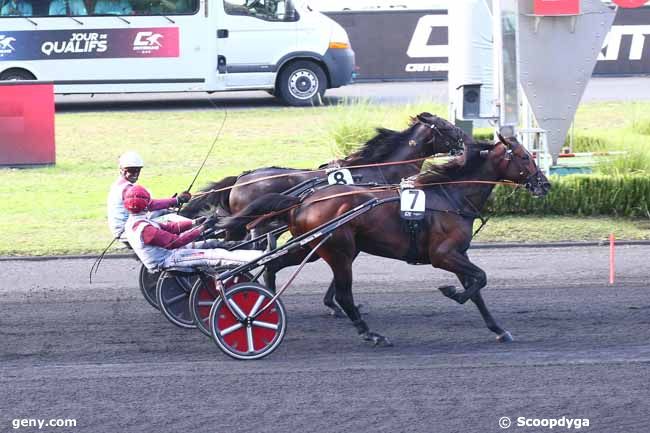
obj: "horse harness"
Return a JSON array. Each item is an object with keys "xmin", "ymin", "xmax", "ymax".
[{"xmin": 401, "ymin": 184, "xmax": 489, "ymax": 265}]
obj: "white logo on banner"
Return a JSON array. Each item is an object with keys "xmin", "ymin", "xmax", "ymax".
[
  {"xmin": 405, "ymin": 14, "xmax": 449, "ymax": 73},
  {"xmin": 599, "ymin": 25, "xmax": 650, "ymax": 61},
  {"xmin": 41, "ymin": 33, "xmax": 108, "ymax": 56},
  {"xmin": 133, "ymin": 32, "xmax": 164, "ymax": 52},
  {"xmin": 0, "ymin": 35, "xmax": 16, "ymax": 56}
]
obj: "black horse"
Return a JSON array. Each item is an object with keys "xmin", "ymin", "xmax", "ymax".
[
  {"xmin": 217, "ymin": 134, "xmax": 551, "ymax": 346},
  {"xmin": 180, "ymin": 113, "xmax": 466, "ymax": 230}
]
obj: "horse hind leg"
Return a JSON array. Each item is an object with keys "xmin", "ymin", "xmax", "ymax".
[
  {"xmin": 323, "ymin": 251, "xmax": 362, "ymax": 318},
  {"xmin": 323, "ymin": 279, "xmax": 346, "ymax": 317},
  {"xmin": 318, "ymin": 244, "xmax": 392, "ymax": 347}
]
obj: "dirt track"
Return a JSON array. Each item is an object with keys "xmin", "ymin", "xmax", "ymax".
[{"xmin": 1, "ymin": 245, "xmax": 649, "ymax": 433}]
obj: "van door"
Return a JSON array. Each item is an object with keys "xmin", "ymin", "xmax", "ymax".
[{"xmin": 216, "ymin": 0, "xmax": 298, "ymax": 88}]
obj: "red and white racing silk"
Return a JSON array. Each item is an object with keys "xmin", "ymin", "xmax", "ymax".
[
  {"xmin": 125, "ymin": 214, "xmax": 262, "ymax": 271},
  {"xmin": 107, "ymin": 177, "xmax": 178, "ymax": 238}
]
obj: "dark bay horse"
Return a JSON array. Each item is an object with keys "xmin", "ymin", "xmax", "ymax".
[
  {"xmin": 217, "ymin": 135, "xmax": 551, "ymax": 346},
  {"xmin": 180, "ymin": 113, "xmax": 466, "ymax": 227}
]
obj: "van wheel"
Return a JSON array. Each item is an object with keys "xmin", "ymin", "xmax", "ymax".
[
  {"xmin": 277, "ymin": 61, "xmax": 326, "ymax": 107},
  {"xmin": 0, "ymin": 69, "xmax": 36, "ymax": 81}
]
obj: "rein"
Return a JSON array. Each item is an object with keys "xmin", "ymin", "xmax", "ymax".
[
  {"xmin": 243, "ymin": 180, "xmax": 521, "ymax": 231},
  {"xmin": 192, "ymin": 156, "xmax": 439, "ymax": 198},
  {"xmin": 244, "ymin": 186, "xmax": 398, "ymax": 230},
  {"xmin": 192, "ymin": 116, "xmax": 468, "ymax": 199}
]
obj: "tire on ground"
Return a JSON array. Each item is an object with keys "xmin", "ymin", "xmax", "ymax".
[
  {"xmin": 276, "ymin": 60, "xmax": 327, "ymax": 107},
  {"xmin": 0, "ymin": 68, "xmax": 36, "ymax": 81}
]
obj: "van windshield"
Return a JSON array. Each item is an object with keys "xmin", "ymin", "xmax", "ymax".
[{"xmin": 223, "ymin": 0, "xmax": 298, "ymax": 21}]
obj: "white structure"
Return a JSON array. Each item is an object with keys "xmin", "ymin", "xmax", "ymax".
[
  {"xmin": 0, "ymin": 0, "xmax": 354, "ymax": 106},
  {"xmin": 447, "ymin": 0, "xmax": 495, "ymax": 123},
  {"xmin": 519, "ymin": 0, "xmax": 615, "ymax": 162},
  {"xmin": 449, "ymin": 0, "xmax": 616, "ymax": 164}
]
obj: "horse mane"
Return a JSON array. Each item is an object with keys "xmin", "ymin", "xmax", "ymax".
[
  {"xmin": 415, "ymin": 139, "xmax": 495, "ymax": 184},
  {"xmin": 338, "ymin": 118, "xmax": 422, "ymax": 166},
  {"xmin": 238, "ymin": 166, "xmax": 309, "ymax": 178}
]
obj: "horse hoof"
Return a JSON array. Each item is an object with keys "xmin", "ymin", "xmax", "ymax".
[
  {"xmin": 328, "ymin": 307, "xmax": 346, "ymax": 318},
  {"xmin": 375, "ymin": 336, "xmax": 393, "ymax": 347},
  {"xmin": 361, "ymin": 332, "xmax": 393, "ymax": 347},
  {"xmin": 325, "ymin": 303, "xmax": 348, "ymax": 319},
  {"xmin": 497, "ymin": 331, "xmax": 514, "ymax": 343}
]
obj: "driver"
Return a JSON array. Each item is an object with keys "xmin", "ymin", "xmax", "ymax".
[
  {"xmin": 123, "ymin": 185, "xmax": 263, "ymax": 271},
  {"xmin": 107, "ymin": 151, "xmax": 191, "ymax": 241}
]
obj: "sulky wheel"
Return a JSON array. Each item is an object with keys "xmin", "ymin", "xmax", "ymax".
[
  {"xmin": 156, "ymin": 271, "xmax": 199, "ymax": 329},
  {"xmin": 189, "ymin": 266, "xmax": 254, "ymax": 337},
  {"xmin": 138, "ymin": 264, "xmax": 161, "ymax": 310},
  {"xmin": 209, "ymin": 282, "xmax": 287, "ymax": 360}
]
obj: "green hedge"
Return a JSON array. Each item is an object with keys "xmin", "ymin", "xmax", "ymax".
[{"xmin": 488, "ymin": 174, "xmax": 650, "ymax": 217}]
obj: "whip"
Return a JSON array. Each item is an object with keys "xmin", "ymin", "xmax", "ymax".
[{"xmin": 176, "ymin": 100, "xmax": 228, "ymax": 214}]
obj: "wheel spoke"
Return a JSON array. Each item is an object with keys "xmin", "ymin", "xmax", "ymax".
[
  {"xmin": 246, "ymin": 326, "xmax": 255, "ymax": 353},
  {"xmin": 228, "ymin": 298, "xmax": 247, "ymax": 320},
  {"xmin": 220, "ymin": 322, "xmax": 243, "ymax": 337},
  {"xmin": 197, "ymin": 301, "xmax": 214, "ymax": 307},
  {"xmin": 248, "ymin": 294, "xmax": 266, "ymax": 317},
  {"xmin": 253, "ymin": 320, "xmax": 279, "ymax": 331},
  {"xmin": 165, "ymin": 292, "xmax": 187, "ymax": 305}
]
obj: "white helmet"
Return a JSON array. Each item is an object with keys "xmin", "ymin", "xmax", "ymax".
[{"xmin": 118, "ymin": 151, "xmax": 144, "ymax": 168}]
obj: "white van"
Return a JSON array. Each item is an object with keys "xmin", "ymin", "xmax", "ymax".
[{"xmin": 0, "ymin": 0, "xmax": 355, "ymax": 105}]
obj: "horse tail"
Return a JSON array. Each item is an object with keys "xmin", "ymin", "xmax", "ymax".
[
  {"xmin": 179, "ymin": 176, "xmax": 238, "ymax": 218},
  {"xmin": 216, "ymin": 193, "xmax": 301, "ymax": 231}
]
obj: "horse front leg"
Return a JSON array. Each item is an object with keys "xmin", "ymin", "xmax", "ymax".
[
  {"xmin": 431, "ymin": 249, "xmax": 487, "ymax": 305},
  {"xmin": 470, "ymin": 290, "xmax": 513, "ymax": 343},
  {"xmin": 452, "ymin": 261, "xmax": 513, "ymax": 342},
  {"xmin": 433, "ymin": 249, "xmax": 513, "ymax": 342}
]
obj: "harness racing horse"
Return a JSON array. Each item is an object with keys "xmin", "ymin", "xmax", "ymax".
[
  {"xmin": 180, "ymin": 113, "xmax": 466, "ymax": 231},
  {"xmin": 216, "ymin": 134, "xmax": 551, "ymax": 346}
]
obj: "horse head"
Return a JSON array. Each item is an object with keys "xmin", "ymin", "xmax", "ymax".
[
  {"xmin": 486, "ymin": 133, "xmax": 551, "ymax": 197},
  {"xmin": 413, "ymin": 112, "xmax": 467, "ymax": 157},
  {"xmin": 341, "ymin": 113, "xmax": 463, "ymax": 167}
]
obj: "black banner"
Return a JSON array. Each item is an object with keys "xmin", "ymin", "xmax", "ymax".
[
  {"xmin": 593, "ymin": 6, "xmax": 650, "ymax": 75},
  {"xmin": 327, "ymin": 7, "xmax": 650, "ymax": 81},
  {"xmin": 327, "ymin": 10, "xmax": 448, "ymax": 81}
]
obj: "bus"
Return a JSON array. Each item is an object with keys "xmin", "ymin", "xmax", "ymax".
[{"xmin": 0, "ymin": 0, "xmax": 355, "ymax": 105}]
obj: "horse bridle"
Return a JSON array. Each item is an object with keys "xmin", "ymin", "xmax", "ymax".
[
  {"xmin": 496, "ymin": 141, "xmax": 545, "ymax": 190},
  {"xmin": 415, "ymin": 116, "xmax": 465, "ymax": 156}
]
